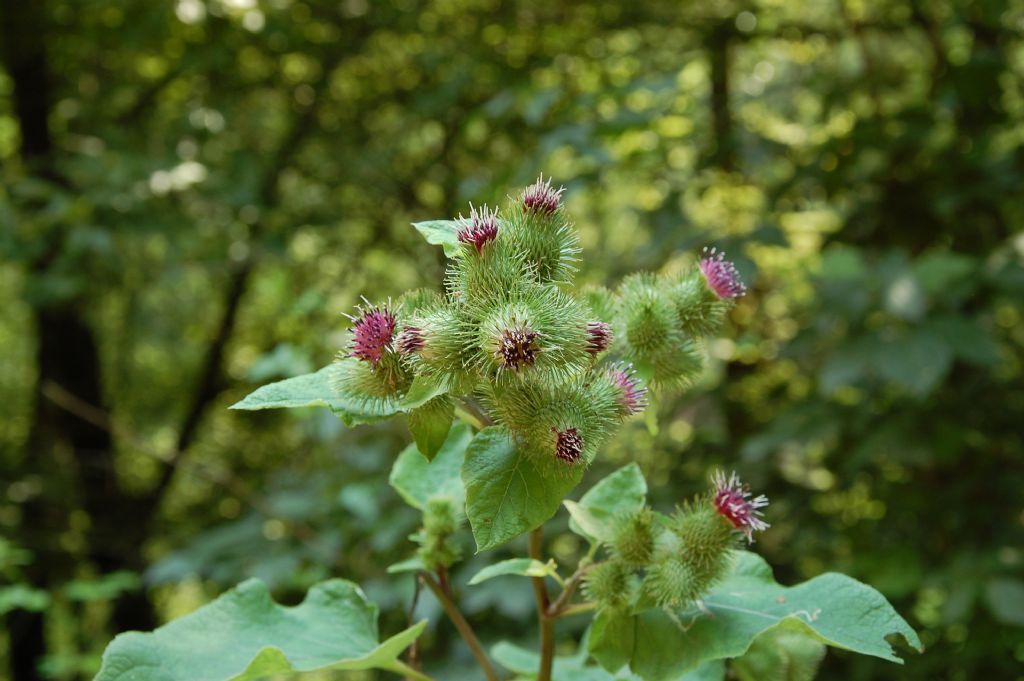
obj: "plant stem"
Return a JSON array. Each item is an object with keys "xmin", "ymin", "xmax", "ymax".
[
  {"xmin": 419, "ymin": 571, "xmax": 501, "ymax": 681},
  {"xmin": 556, "ymin": 602, "xmax": 597, "ymax": 618},
  {"xmin": 529, "ymin": 527, "xmax": 555, "ymax": 681},
  {"xmin": 389, "ymin": 660, "xmax": 437, "ymax": 681},
  {"xmin": 546, "ymin": 558, "xmax": 592, "ymax": 618},
  {"xmin": 459, "ymin": 396, "xmax": 494, "ymax": 428},
  {"xmin": 453, "ymin": 405, "xmax": 487, "ymax": 431},
  {"xmin": 404, "ymin": 575, "xmax": 423, "ymax": 678}
]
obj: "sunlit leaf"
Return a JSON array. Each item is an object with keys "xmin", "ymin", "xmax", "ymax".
[
  {"xmin": 94, "ymin": 579, "xmax": 426, "ymax": 681},
  {"xmin": 468, "ymin": 558, "xmax": 560, "ymax": 585},
  {"xmin": 412, "ymin": 220, "xmax": 463, "ymax": 257},
  {"xmin": 565, "ymin": 463, "xmax": 647, "ymax": 544}
]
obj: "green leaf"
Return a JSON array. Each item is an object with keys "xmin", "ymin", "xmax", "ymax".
[
  {"xmin": 462, "ymin": 427, "xmax": 584, "ymax": 552},
  {"xmin": 589, "ymin": 552, "xmax": 921, "ymax": 681},
  {"xmin": 875, "ymin": 331, "xmax": 952, "ymax": 397},
  {"xmin": 566, "ymin": 463, "xmax": 647, "ymax": 544},
  {"xmin": 386, "ymin": 556, "xmax": 426, "ymax": 575},
  {"xmin": 984, "ymin": 577, "xmax": 1024, "ymax": 626},
  {"xmin": 401, "ymin": 372, "xmax": 449, "ymax": 410},
  {"xmin": 389, "ymin": 421, "xmax": 472, "ymax": 511},
  {"xmin": 408, "ymin": 397, "xmax": 455, "ymax": 461},
  {"xmin": 491, "ymin": 642, "xmax": 722, "ymax": 681},
  {"xmin": 94, "ymin": 578, "xmax": 426, "ymax": 681},
  {"xmin": 731, "ymin": 627, "xmax": 826, "ymax": 681},
  {"xmin": 468, "ymin": 558, "xmax": 560, "ymax": 585},
  {"xmin": 412, "ymin": 219, "xmax": 463, "ymax": 257},
  {"xmin": 0, "ymin": 584, "xmax": 51, "ymax": 616},
  {"xmin": 229, "ymin": 362, "xmax": 406, "ymax": 427},
  {"xmin": 65, "ymin": 571, "xmax": 141, "ymax": 602}
]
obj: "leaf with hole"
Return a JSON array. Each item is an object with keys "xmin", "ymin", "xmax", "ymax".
[{"xmin": 589, "ymin": 552, "xmax": 921, "ymax": 681}]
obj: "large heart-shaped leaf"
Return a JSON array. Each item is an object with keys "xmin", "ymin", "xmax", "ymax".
[
  {"xmin": 462, "ymin": 427, "xmax": 584, "ymax": 552},
  {"xmin": 94, "ymin": 578, "xmax": 426, "ymax": 681},
  {"xmin": 565, "ymin": 463, "xmax": 647, "ymax": 544},
  {"xmin": 589, "ymin": 552, "xmax": 922, "ymax": 681}
]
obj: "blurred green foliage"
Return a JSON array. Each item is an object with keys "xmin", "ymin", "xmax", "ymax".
[{"xmin": 1, "ymin": 0, "xmax": 1022, "ymax": 680}]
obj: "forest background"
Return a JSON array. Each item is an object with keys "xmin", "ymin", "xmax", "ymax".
[{"xmin": 1, "ymin": 1, "xmax": 1022, "ymax": 680}]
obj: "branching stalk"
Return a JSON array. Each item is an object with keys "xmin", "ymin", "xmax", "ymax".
[
  {"xmin": 547, "ymin": 558, "xmax": 592, "ymax": 618},
  {"xmin": 418, "ymin": 571, "xmax": 501, "ymax": 681}
]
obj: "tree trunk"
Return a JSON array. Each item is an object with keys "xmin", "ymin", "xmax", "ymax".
[
  {"xmin": 1, "ymin": 2, "xmax": 156, "ymax": 678},
  {"xmin": 706, "ymin": 19, "xmax": 736, "ymax": 172}
]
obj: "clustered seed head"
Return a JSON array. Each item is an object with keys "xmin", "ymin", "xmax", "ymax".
[
  {"xmin": 497, "ymin": 326, "xmax": 541, "ymax": 370},
  {"xmin": 699, "ymin": 247, "xmax": 747, "ymax": 299},
  {"xmin": 585, "ymin": 321, "xmax": 613, "ymax": 355},
  {"xmin": 522, "ymin": 175, "xmax": 565, "ymax": 215},
  {"xmin": 582, "ymin": 560, "xmax": 628, "ymax": 609},
  {"xmin": 609, "ymin": 364, "xmax": 648, "ymax": 416},
  {"xmin": 553, "ymin": 426, "xmax": 584, "ymax": 464},
  {"xmin": 350, "ymin": 303, "xmax": 397, "ymax": 365},
  {"xmin": 395, "ymin": 326, "xmax": 425, "ymax": 355},
  {"xmin": 611, "ymin": 508, "xmax": 655, "ymax": 567},
  {"xmin": 712, "ymin": 470, "xmax": 770, "ymax": 542},
  {"xmin": 458, "ymin": 204, "xmax": 500, "ymax": 254},
  {"xmin": 337, "ymin": 177, "xmax": 747, "ymax": 483}
]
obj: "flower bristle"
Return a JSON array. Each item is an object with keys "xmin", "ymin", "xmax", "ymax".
[
  {"xmin": 497, "ymin": 326, "xmax": 541, "ymax": 370},
  {"xmin": 349, "ymin": 300, "xmax": 397, "ymax": 366},
  {"xmin": 585, "ymin": 321, "xmax": 613, "ymax": 355},
  {"xmin": 458, "ymin": 204, "xmax": 500, "ymax": 254},
  {"xmin": 608, "ymin": 363, "xmax": 648, "ymax": 416},
  {"xmin": 522, "ymin": 174, "xmax": 565, "ymax": 215},
  {"xmin": 396, "ymin": 326, "xmax": 425, "ymax": 355},
  {"xmin": 711, "ymin": 470, "xmax": 770, "ymax": 543},
  {"xmin": 699, "ymin": 247, "xmax": 747, "ymax": 300},
  {"xmin": 553, "ymin": 426, "xmax": 584, "ymax": 464}
]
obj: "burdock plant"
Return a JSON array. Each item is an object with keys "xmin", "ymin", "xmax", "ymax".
[{"xmin": 95, "ymin": 176, "xmax": 923, "ymax": 681}]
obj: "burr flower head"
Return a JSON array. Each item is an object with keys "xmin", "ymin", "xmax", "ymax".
[
  {"xmin": 395, "ymin": 326, "xmax": 425, "ymax": 355},
  {"xmin": 609, "ymin": 364, "xmax": 648, "ymax": 416},
  {"xmin": 712, "ymin": 470, "xmax": 769, "ymax": 542},
  {"xmin": 553, "ymin": 426, "xmax": 584, "ymax": 464},
  {"xmin": 699, "ymin": 247, "xmax": 747, "ymax": 299},
  {"xmin": 457, "ymin": 204, "xmax": 499, "ymax": 254},
  {"xmin": 522, "ymin": 175, "xmax": 565, "ymax": 215},
  {"xmin": 496, "ymin": 326, "xmax": 541, "ymax": 370},
  {"xmin": 585, "ymin": 321, "xmax": 613, "ymax": 355},
  {"xmin": 349, "ymin": 302, "xmax": 397, "ymax": 365}
]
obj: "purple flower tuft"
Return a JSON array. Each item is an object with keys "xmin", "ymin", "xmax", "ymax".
[
  {"xmin": 458, "ymin": 204, "xmax": 499, "ymax": 254},
  {"xmin": 349, "ymin": 302, "xmax": 397, "ymax": 365},
  {"xmin": 585, "ymin": 321, "xmax": 613, "ymax": 355},
  {"xmin": 522, "ymin": 175, "xmax": 565, "ymax": 215},
  {"xmin": 496, "ymin": 326, "xmax": 541, "ymax": 370},
  {"xmin": 699, "ymin": 247, "xmax": 747, "ymax": 299},
  {"xmin": 553, "ymin": 427, "xmax": 584, "ymax": 464},
  {"xmin": 396, "ymin": 326, "xmax": 425, "ymax": 355},
  {"xmin": 712, "ymin": 470, "xmax": 769, "ymax": 543},
  {"xmin": 609, "ymin": 364, "xmax": 648, "ymax": 416}
]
